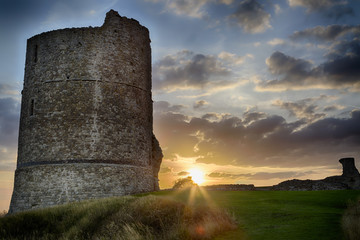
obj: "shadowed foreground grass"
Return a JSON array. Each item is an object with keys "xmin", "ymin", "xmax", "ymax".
[
  {"xmin": 342, "ymin": 199, "xmax": 360, "ymax": 240},
  {"xmin": 0, "ymin": 193, "xmax": 236, "ymax": 240}
]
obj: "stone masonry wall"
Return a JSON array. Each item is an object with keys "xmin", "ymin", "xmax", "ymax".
[
  {"xmin": 11, "ymin": 164, "xmax": 154, "ymax": 212},
  {"xmin": 10, "ymin": 10, "xmax": 160, "ymax": 213}
]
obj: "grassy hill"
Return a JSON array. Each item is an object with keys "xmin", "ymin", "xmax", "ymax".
[{"xmin": 1, "ymin": 188, "xmax": 359, "ymax": 239}]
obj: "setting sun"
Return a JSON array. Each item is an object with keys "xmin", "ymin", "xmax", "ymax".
[{"xmin": 189, "ymin": 168, "xmax": 205, "ymax": 185}]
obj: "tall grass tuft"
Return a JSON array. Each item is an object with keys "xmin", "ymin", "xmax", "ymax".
[
  {"xmin": 342, "ymin": 200, "xmax": 360, "ymax": 240},
  {"xmin": 94, "ymin": 195, "xmax": 237, "ymax": 239},
  {"xmin": 0, "ymin": 195, "xmax": 236, "ymax": 240},
  {"xmin": 0, "ymin": 210, "xmax": 7, "ymax": 218}
]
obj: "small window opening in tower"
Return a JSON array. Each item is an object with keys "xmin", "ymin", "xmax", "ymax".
[
  {"xmin": 34, "ymin": 45, "xmax": 38, "ymax": 63},
  {"xmin": 30, "ymin": 99, "xmax": 35, "ymax": 116}
]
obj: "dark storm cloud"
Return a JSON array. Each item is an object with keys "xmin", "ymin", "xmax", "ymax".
[
  {"xmin": 230, "ymin": 0, "xmax": 271, "ymax": 33},
  {"xmin": 288, "ymin": 0, "xmax": 353, "ymax": 19},
  {"xmin": 260, "ymin": 40, "xmax": 360, "ymax": 91},
  {"xmin": 260, "ymin": 51, "xmax": 314, "ymax": 90},
  {"xmin": 322, "ymin": 38, "xmax": 360, "ymax": 77},
  {"xmin": 293, "ymin": 110, "xmax": 360, "ymax": 143},
  {"xmin": 266, "ymin": 51, "xmax": 312, "ymax": 77},
  {"xmin": 290, "ymin": 25, "xmax": 360, "ymax": 41},
  {"xmin": 0, "ymin": 98, "xmax": 20, "ymax": 148},
  {"xmin": 208, "ymin": 171, "xmax": 312, "ymax": 180},
  {"xmin": 153, "ymin": 51, "xmax": 233, "ymax": 92},
  {"xmin": 154, "ymin": 102, "xmax": 360, "ymax": 167}
]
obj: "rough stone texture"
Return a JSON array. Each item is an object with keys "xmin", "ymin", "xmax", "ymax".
[
  {"xmin": 151, "ymin": 134, "xmax": 163, "ymax": 191},
  {"xmin": 10, "ymin": 164, "xmax": 154, "ymax": 212},
  {"xmin": 272, "ymin": 158, "xmax": 360, "ymax": 191},
  {"xmin": 9, "ymin": 10, "xmax": 162, "ymax": 213}
]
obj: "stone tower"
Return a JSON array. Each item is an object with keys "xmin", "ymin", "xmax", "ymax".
[{"xmin": 9, "ymin": 10, "xmax": 162, "ymax": 213}]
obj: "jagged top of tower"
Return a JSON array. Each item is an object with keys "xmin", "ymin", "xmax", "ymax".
[
  {"xmin": 102, "ymin": 9, "xmax": 148, "ymax": 32},
  {"xmin": 29, "ymin": 9, "xmax": 149, "ymax": 40}
]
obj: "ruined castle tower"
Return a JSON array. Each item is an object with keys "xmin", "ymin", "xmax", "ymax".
[
  {"xmin": 339, "ymin": 157, "xmax": 360, "ymax": 177},
  {"xmin": 9, "ymin": 10, "xmax": 162, "ymax": 213}
]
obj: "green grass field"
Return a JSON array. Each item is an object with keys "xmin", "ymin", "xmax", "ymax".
[
  {"xmin": 153, "ymin": 189, "xmax": 360, "ymax": 240},
  {"xmin": 1, "ymin": 189, "xmax": 359, "ymax": 239}
]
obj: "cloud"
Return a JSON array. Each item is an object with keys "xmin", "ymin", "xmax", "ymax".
[
  {"xmin": 0, "ymin": 84, "xmax": 19, "ymax": 97},
  {"xmin": 274, "ymin": 4, "xmax": 282, "ymax": 14},
  {"xmin": 154, "ymin": 105, "xmax": 360, "ymax": 168},
  {"xmin": 153, "ymin": 50, "xmax": 234, "ymax": 92},
  {"xmin": 193, "ymin": 100, "xmax": 209, "ymax": 109},
  {"xmin": 267, "ymin": 38, "xmax": 285, "ymax": 46},
  {"xmin": 159, "ymin": 166, "xmax": 173, "ymax": 173},
  {"xmin": 273, "ymin": 97, "xmax": 329, "ymax": 122},
  {"xmin": 201, "ymin": 112, "xmax": 222, "ymax": 121},
  {"xmin": 230, "ymin": 0, "xmax": 271, "ymax": 33},
  {"xmin": 208, "ymin": 172, "xmax": 246, "ymax": 179},
  {"xmin": 217, "ymin": 0, "xmax": 233, "ymax": 5},
  {"xmin": 217, "ymin": 51, "xmax": 248, "ymax": 65},
  {"xmin": 0, "ymin": 98, "xmax": 20, "ymax": 148},
  {"xmin": 290, "ymin": 25, "xmax": 360, "ymax": 41},
  {"xmin": 325, "ymin": 4, "xmax": 354, "ymax": 19},
  {"xmin": 288, "ymin": 0, "xmax": 353, "ymax": 19},
  {"xmin": 154, "ymin": 101, "xmax": 186, "ymax": 113},
  {"xmin": 323, "ymin": 104, "xmax": 345, "ymax": 112},
  {"xmin": 288, "ymin": 0, "xmax": 342, "ymax": 11},
  {"xmin": 258, "ymin": 42, "xmax": 360, "ymax": 91},
  {"xmin": 166, "ymin": 0, "xmax": 209, "ymax": 18},
  {"xmin": 177, "ymin": 171, "xmax": 190, "ymax": 176},
  {"xmin": 242, "ymin": 110, "xmax": 267, "ymax": 125},
  {"xmin": 0, "ymin": 98, "xmax": 20, "ymax": 173},
  {"xmin": 208, "ymin": 171, "xmax": 311, "ymax": 180},
  {"xmin": 253, "ymin": 42, "xmax": 261, "ymax": 47}
]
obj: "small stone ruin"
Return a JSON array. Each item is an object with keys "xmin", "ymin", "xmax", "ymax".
[{"xmin": 273, "ymin": 158, "xmax": 360, "ymax": 191}]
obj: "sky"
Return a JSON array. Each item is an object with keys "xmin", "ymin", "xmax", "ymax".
[{"xmin": 1, "ymin": 0, "xmax": 360, "ymax": 211}]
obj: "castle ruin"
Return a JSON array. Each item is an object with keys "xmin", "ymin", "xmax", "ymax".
[
  {"xmin": 9, "ymin": 10, "xmax": 162, "ymax": 213},
  {"xmin": 273, "ymin": 158, "xmax": 360, "ymax": 191}
]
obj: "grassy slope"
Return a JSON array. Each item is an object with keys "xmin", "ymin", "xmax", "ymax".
[
  {"xmin": 0, "ymin": 193, "xmax": 236, "ymax": 240},
  {"xmin": 1, "ymin": 189, "xmax": 359, "ymax": 239},
  {"xmin": 153, "ymin": 189, "xmax": 360, "ymax": 240}
]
